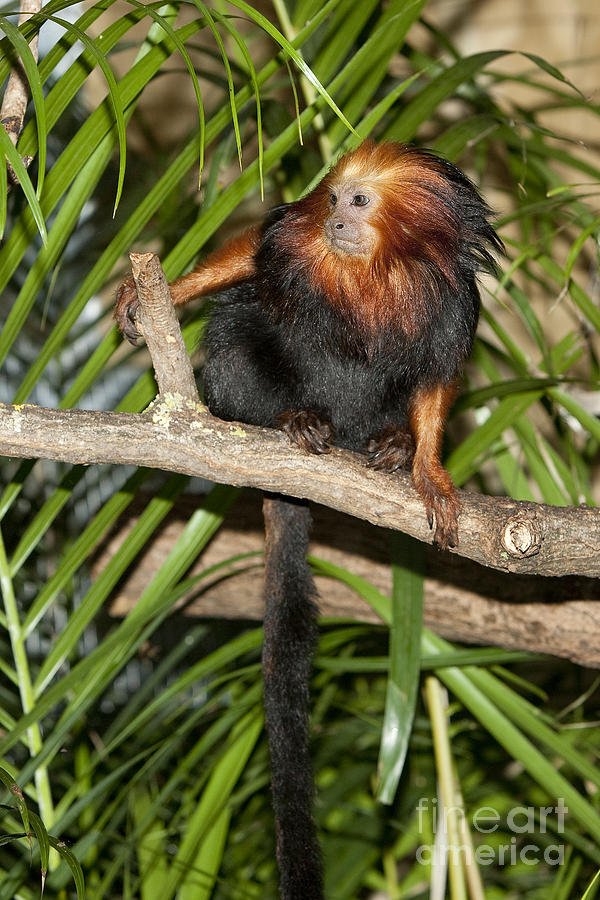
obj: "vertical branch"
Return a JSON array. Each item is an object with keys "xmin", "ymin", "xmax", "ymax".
[
  {"xmin": 128, "ymin": 251, "xmax": 200, "ymax": 403},
  {"xmin": 1, "ymin": 0, "xmax": 40, "ymax": 173}
]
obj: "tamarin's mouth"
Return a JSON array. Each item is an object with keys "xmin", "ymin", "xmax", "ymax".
[{"xmin": 324, "ymin": 232, "xmax": 369, "ymax": 255}]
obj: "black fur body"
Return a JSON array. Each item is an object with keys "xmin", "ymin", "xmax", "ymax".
[{"xmin": 203, "ymin": 205, "xmax": 484, "ymax": 451}]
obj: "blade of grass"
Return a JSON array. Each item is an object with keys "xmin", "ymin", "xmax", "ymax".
[
  {"xmin": 34, "ymin": 473, "xmax": 190, "ymax": 693},
  {"xmin": 179, "ymin": 806, "xmax": 231, "ymax": 900},
  {"xmin": 28, "ymin": 810, "xmax": 50, "ymax": 891},
  {"xmin": 422, "ymin": 630, "xmax": 600, "ymax": 847},
  {"xmin": 227, "ymin": 0, "xmax": 357, "ymax": 135},
  {"xmin": 0, "ymin": 125, "xmax": 47, "ymax": 244},
  {"xmin": 47, "ymin": 834, "xmax": 85, "ymax": 899},
  {"xmin": 1, "ymin": 486, "xmax": 237, "ymax": 781},
  {"xmin": 125, "ymin": 0, "xmax": 206, "ymax": 178},
  {"xmin": 328, "ymin": 0, "xmax": 427, "ymax": 147},
  {"xmin": 22, "ymin": 467, "xmax": 151, "ymax": 637},
  {"xmin": 8, "ymin": 4, "xmax": 343, "ymax": 404},
  {"xmin": 163, "ymin": 709, "xmax": 262, "ymax": 897},
  {"xmin": 44, "ymin": 13, "xmax": 127, "ymax": 214},
  {"xmin": 0, "ymin": 15, "xmax": 47, "ymax": 198},
  {"xmin": 446, "ymin": 390, "xmax": 544, "ymax": 485},
  {"xmin": 377, "ymin": 533, "xmax": 424, "ymax": 804}
]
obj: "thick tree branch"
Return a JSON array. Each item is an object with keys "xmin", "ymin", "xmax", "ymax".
[
  {"xmin": 1, "ymin": 399, "xmax": 599, "ymax": 577},
  {"xmin": 100, "ymin": 494, "xmax": 600, "ymax": 668}
]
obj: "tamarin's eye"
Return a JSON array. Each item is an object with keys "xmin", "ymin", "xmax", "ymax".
[
  {"xmin": 330, "ymin": 193, "xmax": 337, "ymax": 206},
  {"xmin": 352, "ymin": 194, "xmax": 369, "ymax": 207}
]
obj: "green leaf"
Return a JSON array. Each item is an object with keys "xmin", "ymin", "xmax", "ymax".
[
  {"xmin": 23, "ymin": 468, "xmax": 151, "ymax": 638},
  {"xmin": 0, "ymin": 125, "xmax": 47, "ymax": 244},
  {"xmin": 210, "ymin": 8, "xmax": 264, "ymax": 195},
  {"xmin": 227, "ymin": 0, "xmax": 357, "ymax": 136},
  {"xmin": 34, "ymin": 473, "xmax": 189, "ymax": 693},
  {"xmin": 447, "ymin": 390, "xmax": 544, "ymax": 485},
  {"xmin": 377, "ymin": 534, "xmax": 424, "ymax": 804},
  {"xmin": 309, "ymin": 556, "xmax": 391, "ymax": 623},
  {"xmin": 194, "ymin": 3, "xmax": 241, "ymax": 171},
  {"xmin": 178, "ymin": 807, "xmax": 230, "ymax": 900},
  {"xmin": 385, "ymin": 50, "xmax": 508, "ymax": 141},
  {"xmin": 125, "ymin": 0, "xmax": 206, "ymax": 179},
  {"xmin": 422, "ymin": 631, "xmax": 600, "ymax": 846},
  {"xmin": 162, "ymin": 709, "xmax": 263, "ymax": 896},
  {"xmin": 0, "ymin": 135, "xmax": 6, "ymax": 239},
  {"xmin": 47, "ymin": 834, "xmax": 85, "ymax": 899},
  {"xmin": 327, "ymin": 0, "xmax": 427, "ymax": 146},
  {"xmin": 0, "ymin": 15, "xmax": 47, "ymax": 198},
  {"xmin": 0, "ymin": 768, "xmax": 29, "ymax": 838},
  {"xmin": 28, "ymin": 811, "xmax": 50, "ymax": 889},
  {"xmin": 42, "ymin": 13, "xmax": 128, "ymax": 214},
  {"xmin": 522, "ymin": 51, "xmax": 584, "ymax": 97},
  {"xmin": 581, "ymin": 869, "xmax": 600, "ymax": 900}
]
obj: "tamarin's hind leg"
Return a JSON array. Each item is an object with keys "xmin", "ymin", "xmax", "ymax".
[
  {"xmin": 277, "ymin": 410, "xmax": 334, "ymax": 455},
  {"xmin": 408, "ymin": 382, "xmax": 460, "ymax": 550},
  {"xmin": 262, "ymin": 496, "xmax": 324, "ymax": 900},
  {"xmin": 366, "ymin": 425, "xmax": 415, "ymax": 471}
]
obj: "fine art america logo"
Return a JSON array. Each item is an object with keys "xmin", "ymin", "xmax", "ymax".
[{"xmin": 416, "ymin": 798, "xmax": 567, "ymax": 866}]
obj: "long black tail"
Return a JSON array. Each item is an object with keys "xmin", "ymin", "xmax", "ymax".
[{"xmin": 262, "ymin": 494, "xmax": 324, "ymax": 900}]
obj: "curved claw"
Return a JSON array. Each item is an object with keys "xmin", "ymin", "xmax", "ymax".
[
  {"xmin": 115, "ymin": 275, "xmax": 142, "ymax": 345},
  {"xmin": 366, "ymin": 427, "xmax": 415, "ymax": 473},
  {"xmin": 412, "ymin": 465, "xmax": 461, "ymax": 550},
  {"xmin": 429, "ymin": 494, "xmax": 460, "ymax": 549},
  {"xmin": 277, "ymin": 410, "xmax": 334, "ymax": 455}
]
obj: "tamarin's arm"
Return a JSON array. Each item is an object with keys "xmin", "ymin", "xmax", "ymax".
[
  {"xmin": 408, "ymin": 380, "xmax": 460, "ymax": 549},
  {"xmin": 115, "ymin": 224, "xmax": 262, "ymax": 344}
]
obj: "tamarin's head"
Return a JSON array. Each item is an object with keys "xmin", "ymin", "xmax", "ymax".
[
  {"xmin": 296, "ymin": 140, "xmax": 498, "ymax": 277},
  {"xmin": 275, "ymin": 140, "xmax": 500, "ymax": 331}
]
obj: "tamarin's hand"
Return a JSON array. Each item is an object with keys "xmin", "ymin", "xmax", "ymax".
[{"xmin": 115, "ymin": 276, "xmax": 141, "ymax": 344}]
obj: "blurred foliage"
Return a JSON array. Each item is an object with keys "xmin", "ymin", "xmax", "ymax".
[{"xmin": 0, "ymin": 0, "xmax": 600, "ymax": 896}]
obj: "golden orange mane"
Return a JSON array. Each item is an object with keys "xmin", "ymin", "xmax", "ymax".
[{"xmin": 278, "ymin": 141, "xmax": 465, "ymax": 337}]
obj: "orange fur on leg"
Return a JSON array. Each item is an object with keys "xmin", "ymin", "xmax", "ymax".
[{"xmin": 408, "ymin": 381, "xmax": 460, "ymax": 549}]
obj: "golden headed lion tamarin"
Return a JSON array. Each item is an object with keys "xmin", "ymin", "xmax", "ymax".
[{"xmin": 116, "ymin": 140, "xmax": 500, "ymax": 899}]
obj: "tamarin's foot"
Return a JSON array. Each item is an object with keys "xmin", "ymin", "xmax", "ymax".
[
  {"xmin": 366, "ymin": 426, "xmax": 415, "ymax": 471},
  {"xmin": 412, "ymin": 462, "xmax": 460, "ymax": 550},
  {"xmin": 115, "ymin": 276, "xmax": 141, "ymax": 345},
  {"xmin": 277, "ymin": 410, "xmax": 334, "ymax": 455}
]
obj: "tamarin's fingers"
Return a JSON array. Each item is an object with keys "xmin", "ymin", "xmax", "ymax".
[
  {"xmin": 115, "ymin": 276, "xmax": 141, "ymax": 345},
  {"xmin": 411, "ymin": 463, "xmax": 461, "ymax": 549},
  {"xmin": 277, "ymin": 410, "xmax": 334, "ymax": 455},
  {"xmin": 366, "ymin": 426, "xmax": 415, "ymax": 471}
]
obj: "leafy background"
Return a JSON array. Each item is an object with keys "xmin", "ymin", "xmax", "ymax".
[{"xmin": 0, "ymin": 0, "xmax": 599, "ymax": 897}]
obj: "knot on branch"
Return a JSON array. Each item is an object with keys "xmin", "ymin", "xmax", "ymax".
[
  {"xmin": 503, "ymin": 513, "xmax": 541, "ymax": 558},
  {"xmin": 1, "ymin": 115, "xmax": 21, "ymax": 135}
]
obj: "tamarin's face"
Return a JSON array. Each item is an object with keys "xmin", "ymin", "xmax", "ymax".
[{"xmin": 323, "ymin": 179, "xmax": 380, "ymax": 257}]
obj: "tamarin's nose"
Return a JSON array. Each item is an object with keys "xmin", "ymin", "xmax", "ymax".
[{"xmin": 335, "ymin": 222, "xmax": 344, "ymax": 229}]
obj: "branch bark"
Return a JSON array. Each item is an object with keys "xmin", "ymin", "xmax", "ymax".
[
  {"xmin": 1, "ymin": 399, "xmax": 599, "ymax": 577},
  {"xmin": 99, "ymin": 493, "xmax": 600, "ymax": 669},
  {"xmin": 0, "ymin": 0, "xmax": 40, "ymax": 179},
  {"xmin": 128, "ymin": 252, "xmax": 199, "ymax": 401}
]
